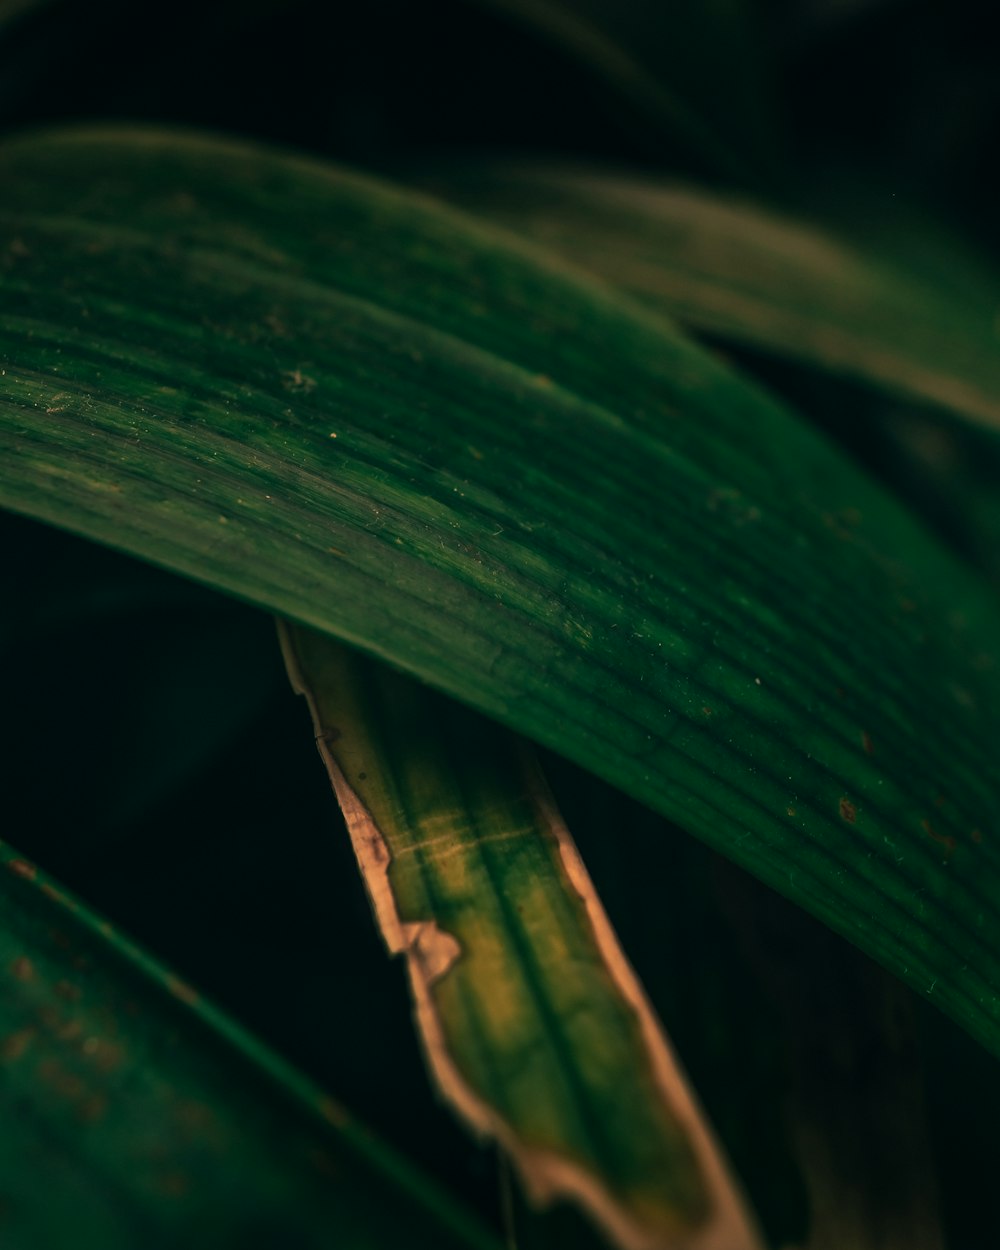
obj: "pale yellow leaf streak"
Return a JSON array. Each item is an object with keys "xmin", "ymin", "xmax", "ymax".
[{"xmin": 280, "ymin": 623, "xmax": 762, "ymax": 1250}]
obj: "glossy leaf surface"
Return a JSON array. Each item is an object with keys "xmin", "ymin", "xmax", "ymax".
[{"xmin": 2, "ymin": 128, "xmax": 1000, "ymax": 1065}]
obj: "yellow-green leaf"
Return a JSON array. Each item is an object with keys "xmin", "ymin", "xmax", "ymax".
[{"xmin": 281, "ymin": 621, "xmax": 763, "ymax": 1250}]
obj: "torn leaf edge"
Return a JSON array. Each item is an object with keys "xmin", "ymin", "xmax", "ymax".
[{"xmin": 279, "ymin": 621, "xmax": 763, "ymax": 1250}]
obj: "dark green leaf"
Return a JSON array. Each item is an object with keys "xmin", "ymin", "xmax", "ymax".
[{"xmin": 2, "ymin": 128, "xmax": 1000, "ymax": 1070}]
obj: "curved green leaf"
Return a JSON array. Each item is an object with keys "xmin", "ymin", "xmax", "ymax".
[
  {"xmin": 2, "ymin": 128, "xmax": 1000, "ymax": 1068},
  {"xmin": 425, "ymin": 164, "xmax": 1000, "ymax": 431},
  {"xmin": 282, "ymin": 623, "xmax": 763, "ymax": 1250},
  {"xmin": 0, "ymin": 842, "xmax": 500, "ymax": 1249}
]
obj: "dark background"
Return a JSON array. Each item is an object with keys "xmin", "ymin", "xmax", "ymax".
[{"xmin": 2, "ymin": 2, "xmax": 998, "ymax": 1245}]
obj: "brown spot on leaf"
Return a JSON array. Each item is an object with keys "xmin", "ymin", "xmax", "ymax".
[
  {"xmin": 35, "ymin": 1052, "xmax": 107, "ymax": 1122},
  {"xmin": 41, "ymin": 882, "xmax": 76, "ymax": 912},
  {"xmin": 263, "ymin": 312, "xmax": 289, "ymax": 338},
  {"xmin": 971, "ymin": 829, "xmax": 984, "ymax": 845},
  {"xmin": 701, "ymin": 706, "xmax": 713, "ymax": 717},
  {"xmin": 319, "ymin": 1096, "xmax": 349, "ymax": 1129},
  {"xmin": 158, "ymin": 1171, "xmax": 190, "ymax": 1197},
  {"xmin": 174, "ymin": 1101, "xmax": 216, "ymax": 1133},
  {"xmin": 37, "ymin": 1059, "xmax": 87, "ymax": 1103},
  {"xmin": 839, "ymin": 798, "xmax": 857, "ymax": 824},
  {"xmin": 37, "ymin": 1005, "xmax": 60, "ymax": 1031},
  {"xmin": 83, "ymin": 1036, "xmax": 123, "ymax": 1073},
  {"xmin": 10, "ymin": 956, "xmax": 34, "ymax": 982},
  {"xmin": 821, "ymin": 511, "xmax": 851, "ymax": 539},
  {"xmin": 922, "ymin": 819, "xmax": 956, "ymax": 860},
  {"xmin": 77, "ymin": 1094, "xmax": 107, "ymax": 1124},
  {"xmin": 54, "ymin": 980, "xmax": 82, "ymax": 1003},
  {"xmin": 166, "ymin": 975, "xmax": 199, "ymax": 1006},
  {"xmin": 861, "ymin": 731, "xmax": 874, "ymax": 756},
  {"xmin": 55, "ymin": 1017, "xmax": 84, "ymax": 1045},
  {"xmin": 165, "ymin": 190, "xmax": 197, "ymax": 215},
  {"xmin": 281, "ymin": 368, "xmax": 316, "ymax": 394},
  {"xmin": 7, "ymin": 859, "xmax": 36, "ymax": 881},
  {"xmin": 707, "ymin": 486, "xmax": 761, "ymax": 525},
  {"xmin": 0, "ymin": 1028, "xmax": 35, "ymax": 1062}
]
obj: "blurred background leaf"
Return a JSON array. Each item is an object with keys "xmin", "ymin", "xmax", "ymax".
[
  {"xmin": 0, "ymin": 841, "xmax": 501, "ymax": 1249},
  {"xmin": 419, "ymin": 161, "xmax": 1000, "ymax": 596},
  {"xmin": 421, "ymin": 163, "xmax": 1000, "ymax": 431}
]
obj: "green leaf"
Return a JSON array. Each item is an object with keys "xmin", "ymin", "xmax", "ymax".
[
  {"xmin": 281, "ymin": 622, "xmax": 763, "ymax": 1250},
  {"xmin": 0, "ymin": 842, "xmax": 500, "ymax": 1249},
  {"xmin": 3, "ymin": 127, "xmax": 1000, "ymax": 1070},
  {"xmin": 425, "ymin": 164, "xmax": 1000, "ymax": 431}
]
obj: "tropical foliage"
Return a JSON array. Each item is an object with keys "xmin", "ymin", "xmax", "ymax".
[{"xmin": 1, "ymin": 2, "xmax": 998, "ymax": 1247}]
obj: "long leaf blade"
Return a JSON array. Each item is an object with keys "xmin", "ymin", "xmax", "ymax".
[
  {"xmin": 0, "ymin": 842, "xmax": 499, "ymax": 1248},
  {"xmin": 2, "ymin": 128, "xmax": 1000, "ymax": 1065},
  {"xmin": 281, "ymin": 622, "xmax": 763, "ymax": 1250}
]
